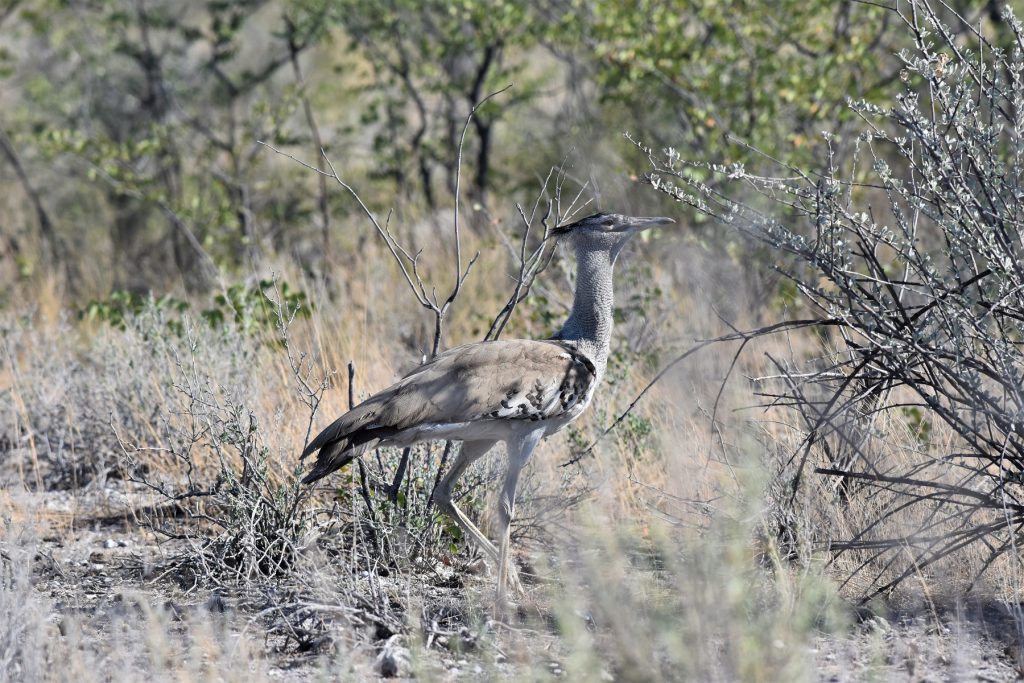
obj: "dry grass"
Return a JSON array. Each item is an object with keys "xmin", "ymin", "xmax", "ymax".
[{"xmin": 2, "ymin": 227, "xmax": 1023, "ymax": 681}]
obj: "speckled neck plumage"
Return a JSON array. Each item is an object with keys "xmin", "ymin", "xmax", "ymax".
[{"xmin": 555, "ymin": 243, "xmax": 616, "ymax": 382}]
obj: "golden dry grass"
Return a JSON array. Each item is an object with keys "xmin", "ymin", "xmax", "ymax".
[{"xmin": 3, "ymin": 228, "xmax": 1024, "ymax": 680}]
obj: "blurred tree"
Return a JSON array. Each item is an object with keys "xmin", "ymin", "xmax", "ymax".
[
  {"xmin": 3, "ymin": 0, "xmax": 329, "ymax": 292},
  {"xmin": 0, "ymin": 0, "xmax": 1013, "ymax": 301},
  {"xmin": 553, "ymin": 0, "xmax": 1022, "ymax": 176},
  {"xmin": 0, "ymin": 0, "xmax": 63, "ymax": 282},
  {"xmin": 548, "ymin": 1, "xmax": 899, "ymax": 170},
  {"xmin": 321, "ymin": 0, "xmax": 543, "ymax": 211}
]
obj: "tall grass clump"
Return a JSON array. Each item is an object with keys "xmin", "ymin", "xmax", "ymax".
[
  {"xmin": 0, "ymin": 522, "xmax": 48, "ymax": 682},
  {"xmin": 3, "ymin": 285, "xmax": 321, "ymax": 583},
  {"xmin": 533, "ymin": 478, "xmax": 848, "ymax": 682},
  {"xmin": 643, "ymin": 1, "xmax": 1024, "ymax": 601}
]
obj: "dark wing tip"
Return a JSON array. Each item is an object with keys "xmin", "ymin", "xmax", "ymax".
[
  {"xmin": 301, "ymin": 464, "xmax": 329, "ymax": 485},
  {"xmin": 300, "ymin": 448, "xmax": 347, "ymax": 485},
  {"xmin": 300, "ymin": 441, "xmax": 364, "ymax": 486},
  {"xmin": 299, "ymin": 441, "xmax": 319, "ymax": 461}
]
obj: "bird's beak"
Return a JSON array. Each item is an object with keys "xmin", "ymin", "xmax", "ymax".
[{"xmin": 615, "ymin": 216, "xmax": 676, "ymax": 233}]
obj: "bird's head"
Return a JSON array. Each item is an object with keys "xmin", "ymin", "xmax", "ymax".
[{"xmin": 552, "ymin": 212, "xmax": 675, "ymax": 258}]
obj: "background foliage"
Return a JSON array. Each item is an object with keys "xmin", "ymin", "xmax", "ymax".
[{"xmin": 4, "ymin": 0, "xmax": 998, "ymax": 303}]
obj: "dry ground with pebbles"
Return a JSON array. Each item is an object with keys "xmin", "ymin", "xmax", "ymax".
[{"xmin": 4, "ymin": 478, "xmax": 1024, "ymax": 682}]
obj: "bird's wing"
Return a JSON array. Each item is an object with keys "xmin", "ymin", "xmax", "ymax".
[
  {"xmin": 300, "ymin": 340, "xmax": 596, "ymax": 484},
  {"xmin": 384, "ymin": 339, "xmax": 598, "ymax": 426}
]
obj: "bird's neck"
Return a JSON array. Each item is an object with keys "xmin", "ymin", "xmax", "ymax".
[{"xmin": 557, "ymin": 245, "xmax": 615, "ymax": 376}]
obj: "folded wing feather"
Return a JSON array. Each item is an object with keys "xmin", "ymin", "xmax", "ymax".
[{"xmin": 300, "ymin": 339, "xmax": 596, "ymax": 484}]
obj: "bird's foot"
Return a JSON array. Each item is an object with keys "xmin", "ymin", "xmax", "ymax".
[
  {"xmin": 491, "ymin": 593, "xmax": 519, "ymax": 624},
  {"xmin": 492, "ymin": 563, "xmax": 526, "ymax": 623},
  {"xmin": 479, "ymin": 555, "xmax": 525, "ymax": 595},
  {"xmin": 505, "ymin": 563, "xmax": 525, "ymax": 596}
]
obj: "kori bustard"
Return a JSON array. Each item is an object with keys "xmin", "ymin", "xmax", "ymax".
[{"xmin": 301, "ymin": 212, "xmax": 674, "ymax": 603}]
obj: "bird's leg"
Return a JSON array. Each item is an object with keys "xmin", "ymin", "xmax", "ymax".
[
  {"xmin": 432, "ymin": 440, "xmax": 500, "ymax": 563},
  {"xmin": 495, "ymin": 432, "xmax": 540, "ymax": 609}
]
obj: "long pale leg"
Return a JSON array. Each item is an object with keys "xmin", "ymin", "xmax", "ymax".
[
  {"xmin": 495, "ymin": 431, "xmax": 540, "ymax": 607},
  {"xmin": 432, "ymin": 440, "xmax": 501, "ymax": 562}
]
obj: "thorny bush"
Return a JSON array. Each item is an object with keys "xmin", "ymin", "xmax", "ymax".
[
  {"xmin": 106, "ymin": 299, "xmax": 313, "ymax": 587},
  {"xmin": 643, "ymin": 2, "xmax": 1024, "ymax": 599}
]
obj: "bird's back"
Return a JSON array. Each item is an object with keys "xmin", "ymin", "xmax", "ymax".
[{"xmin": 300, "ymin": 339, "xmax": 598, "ymax": 483}]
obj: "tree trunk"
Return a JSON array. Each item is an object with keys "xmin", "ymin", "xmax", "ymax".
[
  {"xmin": 471, "ymin": 117, "xmax": 491, "ymax": 208},
  {"xmin": 0, "ymin": 127, "xmax": 65, "ymax": 278}
]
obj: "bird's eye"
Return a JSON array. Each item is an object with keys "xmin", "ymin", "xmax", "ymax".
[{"xmin": 602, "ymin": 219, "xmax": 614, "ymax": 227}]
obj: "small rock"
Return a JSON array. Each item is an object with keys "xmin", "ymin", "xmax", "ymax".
[
  {"xmin": 204, "ymin": 594, "xmax": 227, "ymax": 614},
  {"xmin": 105, "ymin": 539, "xmax": 117, "ymax": 549},
  {"xmin": 373, "ymin": 635, "xmax": 411, "ymax": 678},
  {"xmin": 447, "ymin": 627, "xmax": 476, "ymax": 653}
]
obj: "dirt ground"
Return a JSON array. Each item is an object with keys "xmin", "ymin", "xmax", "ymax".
[{"xmin": 4, "ymin": 470, "xmax": 1024, "ymax": 682}]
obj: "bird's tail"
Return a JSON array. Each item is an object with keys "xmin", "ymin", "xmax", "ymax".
[
  {"xmin": 300, "ymin": 441, "xmax": 361, "ymax": 484},
  {"xmin": 300, "ymin": 417, "xmax": 396, "ymax": 485}
]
